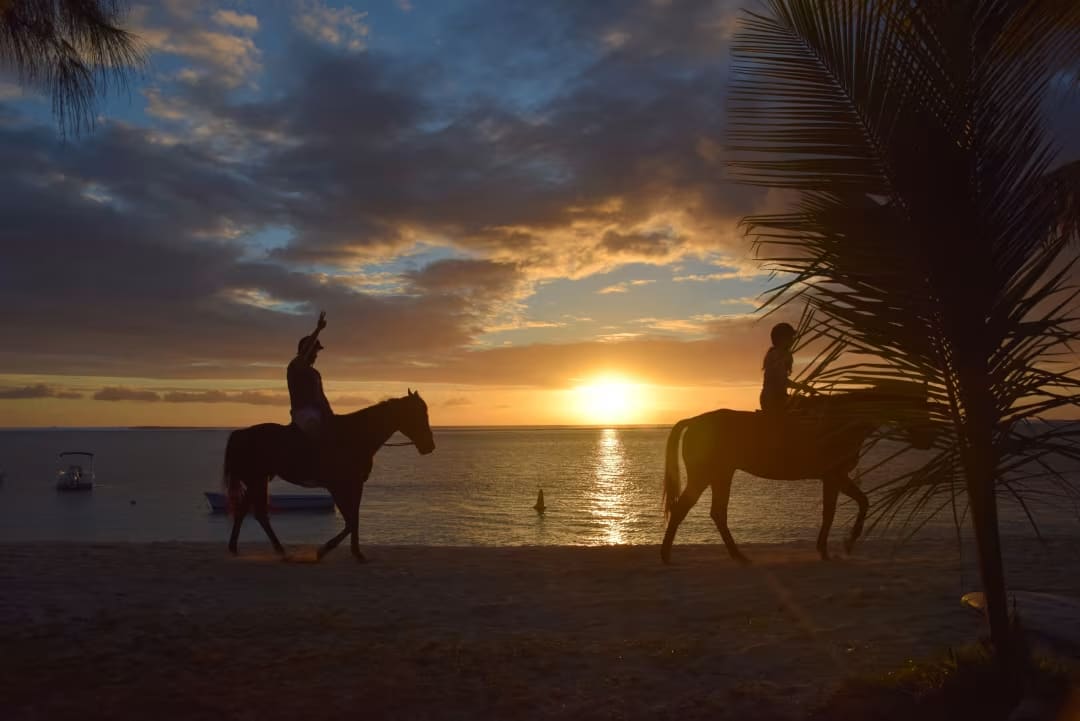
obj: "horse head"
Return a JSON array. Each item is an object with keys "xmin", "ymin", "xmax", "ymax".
[{"xmin": 397, "ymin": 389, "xmax": 436, "ymax": 455}]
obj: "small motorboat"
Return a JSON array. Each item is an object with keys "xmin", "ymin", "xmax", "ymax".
[
  {"xmin": 203, "ymin": 491, "xmax": 335, "ymax": 514},
  {"xmin": 56, "ymin": 451, "xmax": 94, "ymax": 491}
]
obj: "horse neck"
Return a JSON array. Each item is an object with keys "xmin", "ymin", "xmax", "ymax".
[
  {"xmin": 833, "ymin": 389, "xmax": 914, "ymax": 427},
  {"xmin": 339, "ymin": 400, "xmax": 400, "ymax": 447}
]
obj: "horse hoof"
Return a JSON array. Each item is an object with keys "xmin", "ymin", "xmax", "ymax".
[
  {"xmin": 735, "ymin": 555, "xmax": 752, "ymax": 567},
  {"xmin": 353, "ymin": 551, "xmax": 367, "ymax": 563},
  {"xmin": 843, "ymin": 539, "xmax": 856, "ymax": 555},
  {"xmin": 228, "ymin": 545, "xmax": 237, "ymax": 556},
  {"xmin": 660, "ymin": 548, "xmax": 671, "ymax": 565}
]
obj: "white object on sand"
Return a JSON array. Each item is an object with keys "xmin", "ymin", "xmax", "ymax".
[{"xmin": 961, "ymin": 590, "xmax": 1080, "ymax": 652}]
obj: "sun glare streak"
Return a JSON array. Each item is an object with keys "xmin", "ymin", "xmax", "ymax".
[{"xmin": 588, "ymin": 428, "xmax": 630, "ymax": 544}]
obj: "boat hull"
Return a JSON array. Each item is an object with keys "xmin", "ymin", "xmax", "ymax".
[{"xmin": 56, "ymin": 482, "xmax": 93, "ymax": 492}]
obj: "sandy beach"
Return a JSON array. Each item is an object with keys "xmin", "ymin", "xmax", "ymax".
[{"xmin": 3, "ymin": 536, "xmax": 1078, "ymax": 720}]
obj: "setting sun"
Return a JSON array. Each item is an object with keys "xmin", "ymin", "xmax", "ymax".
[{"xmin": 572, "ymin": 376, "xmax": 649, "ymax": 425}]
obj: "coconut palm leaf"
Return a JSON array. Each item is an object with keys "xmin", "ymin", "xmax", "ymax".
[{"xmin": 730, "ymin": 0, "xmax": 1080, "ymax": 658}]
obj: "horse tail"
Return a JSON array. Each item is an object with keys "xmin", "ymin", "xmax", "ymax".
[
  {"xmin": 663, "ymin": 417, "xmax": 693, "ymax": 521},
  {"xmin": 223, "ymin": 429, "xmax": 244, "ymax": 515}
]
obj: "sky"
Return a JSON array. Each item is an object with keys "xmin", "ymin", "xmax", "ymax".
[{"xmin": 0, "ymin": 0, "xmax": 1076, "ymax": 428}]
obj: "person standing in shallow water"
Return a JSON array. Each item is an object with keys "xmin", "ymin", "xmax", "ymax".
[
  {"xmin": 288, "ymin": 311, "xmax": 334, "ymax": 440},
  {"xmin": 760, "ymin": 322, "xmax": 796, "ymax": 414}
]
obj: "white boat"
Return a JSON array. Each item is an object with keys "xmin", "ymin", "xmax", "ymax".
[
  {"xmin": 56, "ymin": 451, "xmax": 94, "ymax": 491},
  {"xmin": 203, "ymin": 491, "xmax": 335, "ymax": 514}
]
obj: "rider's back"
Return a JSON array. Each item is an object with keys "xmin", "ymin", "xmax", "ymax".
[{"xmin": 287, "ymin": 357, "xmax": 332, "ymax": 425}]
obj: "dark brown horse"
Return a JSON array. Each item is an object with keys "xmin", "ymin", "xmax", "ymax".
[
  {"xmin": 661, "ymin": 384, "xmax": 932, "ymax": 564},
  {"xmin": 223, "ymin": 390, "xmax": 435, "ymax": 561}
]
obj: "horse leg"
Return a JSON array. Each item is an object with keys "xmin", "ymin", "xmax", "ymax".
[
  {"xmin": 660, "ymin": 471, "xmax": 707, "ymax": 564},
  {"xmin": 709, "ymin": 469, "xmax": 748, "ymax": 565},
  {"xmin": 317, "ymin": 486, "xmax": 352, "ymax": 560},
  {"xmin": 818, "ymin": 478, "xmax": 840, "ymax": 560},
  {"xmin": 840, "ymin": 477, "xmax": 869, "ymax": 554},
  {"xmin": 228, "ymin": 492, "xmax": 251, "ymax": 555},
  {"xmin": 348, "ymin": 484, "xmax": 365, "ymax": 562},
  {"xmin": 250, "ymin": 481, "xmax": 286, "ymax": 556}
]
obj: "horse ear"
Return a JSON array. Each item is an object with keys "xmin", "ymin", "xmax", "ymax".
[{"xmin": 408, "ymin": 388, "xmax": 415, "ymax": 397}]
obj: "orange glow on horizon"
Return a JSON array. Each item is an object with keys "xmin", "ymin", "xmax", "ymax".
[{"xmin": 0, "ymin": 372, "xmax": 767, "ymax": 427}]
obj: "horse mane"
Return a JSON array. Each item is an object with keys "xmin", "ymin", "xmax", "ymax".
[{"xmin": 339, "ymin": 395, "xmax": 405, "ymax": 422}]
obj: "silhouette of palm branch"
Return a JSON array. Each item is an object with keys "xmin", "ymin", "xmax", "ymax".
[
  {"xmin": 0, "ymin": 0, "xmax": 145, "ymax": 135},
  {"xmin": 729, "ymin": 0, "xmax": 1080, "ymax": 667}
]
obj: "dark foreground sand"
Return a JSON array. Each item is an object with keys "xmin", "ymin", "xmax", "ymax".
[{"xmin": 2, "ymin": 537, "xmax": 1078, "ymax": 720}]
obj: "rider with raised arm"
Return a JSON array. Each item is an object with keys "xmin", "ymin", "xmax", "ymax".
[{"xmin": 288, "ymin": 311, "xmax": 334, "ymax": 440}]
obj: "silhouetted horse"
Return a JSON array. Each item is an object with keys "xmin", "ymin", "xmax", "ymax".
[
  {"xmin": 661, "ymin": 383, "xmax": 933, "ymax": 564},
  {"xmin": 223, "ymin": 390, "xmax": 435, "ymax": 561}
]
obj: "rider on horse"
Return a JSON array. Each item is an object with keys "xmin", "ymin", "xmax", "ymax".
[
  {"xmin": 760, "ymin": 322, "xmax": 797, "ymax": 413},
  {"xmin": 288, "ymin": 311, "xmax": 334, "ymax": 443}
]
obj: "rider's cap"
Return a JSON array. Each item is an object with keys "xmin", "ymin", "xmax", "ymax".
[{"xmin": 298, "ymin": 335, "xmax": 324, "ymax": 354}]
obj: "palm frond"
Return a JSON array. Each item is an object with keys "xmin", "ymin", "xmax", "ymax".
[
  {"xmin": 729, "ymin": 2, "xmax": 1080, "ymax": 649},
  {"xmin": 0, "ymin": 0, "xmax": 146, "ymax": 135}
]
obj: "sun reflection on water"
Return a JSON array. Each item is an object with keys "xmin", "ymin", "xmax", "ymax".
[{"xmin": 587, "ymin": 428, "xmax": 630, "ymax": 544}]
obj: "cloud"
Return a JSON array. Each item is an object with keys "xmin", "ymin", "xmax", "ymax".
[
  {"xmin": 331, "ymin": 393, "xmax": 375, "ymax": 408},
  {"xmin": 3, "ymin": 0, "xmax": 1075, "ymax": 404},
  {"xmin": 294, "ymin": 0, "xmax": 370, "ymax": 52},
  {"xmin": 212, "ymin": 10, "xmax": 259, "ymax": 33},
  {"xmin": 0, "ymin": 81, "xmax": 24, "ymax": 100},
  {"xmin": 130, "ymin": 4, "xmax": 262, "ymax": 89},
  {"xmin": 159, "ymin": 390, "xmax": 289, "ymax": 405},
  {"xmin": 443, "ymin": 396, "xmax": 472, "ymax": 406},
  {"xmin": 94, "ymin": 387, "xmax": 162, "ymax": 402},
  {"xmin": 597, "ymin": 279, "xmax": 655, "ymax": 294},
  {"xmin": 718, "ymin": 296, "xmax": 760, "ymax": 308},
  {"xmin": 0, "ymin": 384, "xmax": 80, "ymax": 400},
  {"xmin": 404, "ymin": 259, "xmax": 525, "ymax": 300}
]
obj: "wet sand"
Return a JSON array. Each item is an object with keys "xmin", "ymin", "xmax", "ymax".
[{"xmin": 2, "ymin": 537, "xmax": 1078, "ymax": 720}]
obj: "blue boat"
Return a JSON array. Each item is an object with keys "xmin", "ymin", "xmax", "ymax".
[{"xmin": 204, "ymin": 491, "xmax": 335, "ymax": 514}]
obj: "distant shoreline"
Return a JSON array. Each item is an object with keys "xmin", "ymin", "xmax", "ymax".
[
  {"xmin": 0, "ymin": 420, "xmax": 1075, "ymax": 432},
  {"xmin": 0, "ymin": 423, "xmax": 678, "ymax": 432}
]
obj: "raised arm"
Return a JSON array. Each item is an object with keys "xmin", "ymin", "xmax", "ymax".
[{"xmin": 297, "ymin": 311, "xmax": 327, "ymax": 364}]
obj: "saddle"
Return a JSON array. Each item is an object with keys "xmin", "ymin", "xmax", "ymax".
[
  {"xmin": 751, "ymin": 407, "xmax": 831, "ymax": 454},
  {"xmin": 286, "ymin": 422, "xmax": 346, "ymax": 485},
  {"xmin": 284, "ymin": 423, "xmax": 322, "ymax": 485}
]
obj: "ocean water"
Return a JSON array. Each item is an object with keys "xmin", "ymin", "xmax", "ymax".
[{"xmin": 0, "ymin": 427, "xmax": 1076, "ymax": 547}]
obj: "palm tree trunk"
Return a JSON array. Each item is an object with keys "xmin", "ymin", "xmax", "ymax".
[{"xmin": 959, "ymin": 376, "xmax": 1016, "ymax": 672}]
